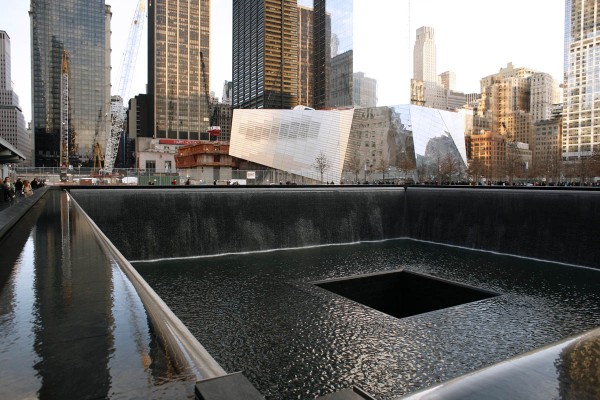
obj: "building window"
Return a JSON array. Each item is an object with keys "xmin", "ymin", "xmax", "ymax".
[{"xmin": 146, "ymin": 160, "xmax": 156, "ymax": 171}]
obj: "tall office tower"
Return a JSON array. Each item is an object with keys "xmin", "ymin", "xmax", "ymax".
[
  {"xmin": 563, "ymin": 0, "xmax": 600, "ymax": 160},
  {"xmin": 353, "ymin": 72, "xmax": 377, "ymax": 108},
  {"xmin": 413, "ymin": 26, "xmax": 437, "ymax": 83},
  {"xmin": 30, "ymin": 1, "xmax": 111, "ymax": 167},
  {"xmin": 410, "ymin": 26, "xmax": 461, "ymax": 111},
  {"xmin": 0, "ymin": 31, "xmax": 32, "ymax": 165},
  {"xmin": 232, "ymin": 0, "xmax": 299, "ymax": 109},
  {"xmin": 149, "ymin": 0, "xmax": 210, "ymax": 140},
  {"xmin": 530, "ymin": 72, "xmax": 560, "ymax": 123},
  {"xmin": 313, "ymin": 0, "xmax": 353, "ymax": 109},
  {"xmin": 298, "ymin": 5, "xmax": 314, "ymax": 107}
]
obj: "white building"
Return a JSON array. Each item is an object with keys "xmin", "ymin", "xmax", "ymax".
[
  {"xmin": 0, "ymin": 31, "xmax": 32, "ymax": 166},
  {"xmin": 563, "ymin": 0, "xmax": 600, "ymax": 159},
  {"xmin": 411, "ymin": 27, "xmax": 465, "ymax": 111},
  {"xmin": 413, "ymin": 26, "xmax": 437, "ymax": 83},
  {"xmin": 530, "ymin": 72, "xmax": 561, "ymax": 123}
]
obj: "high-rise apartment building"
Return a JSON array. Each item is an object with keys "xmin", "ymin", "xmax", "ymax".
[
  {"xmin": 530, "ymin": 72, "xmax": 561, "ymax": 123},
  {"xmin": 30, "ymin": 1, "xmax": 111, "ymax": 167},
  {"xmin": 149, "ymin": 0, "xmax": 210, "ymax": 140},
  {"xmin": 313, "ymin": 0, "xmax": 353, "ymax": 109},
  {"xmin": 563, "ymin": 0, "xmax": 600, "ymax": 160},
  {"xmin": 0, "ymin": 31, "xmax": 32, "ymax": 165},
  {"xmin": 471, "ymin": 63, "xmax": 561, "ymax": 180},
  {"xmin": 478, "ymin": 63, "xmax": 538, "ymax": 144},
  {"xmin": 232, "ymin": 0, "xmax": 299, "ymax": 109}
]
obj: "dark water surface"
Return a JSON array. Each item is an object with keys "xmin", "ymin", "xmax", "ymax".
[
  {"xmin": 134, "ymin": 240, "xmax": 600, "ymax": 400},
  {"xmin": 0, "ymin": 191, "xmax": 195, "ymax": 399}
]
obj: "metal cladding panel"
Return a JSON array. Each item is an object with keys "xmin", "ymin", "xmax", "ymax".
[
  {"xmin": 231, "ymin": 105, "xmax": 468, "ymax": 183},
  {"xmin": 230, "ymin": 108, "xmax": 354, "ymax": 182}
]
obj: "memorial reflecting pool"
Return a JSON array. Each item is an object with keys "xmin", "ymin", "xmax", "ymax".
[
  {"xmin": 0, "ymin": 191, "xmax": 195, "ymax": 399},
  {"xmin": 135, "ymin": 240, "xmax": 600, "ymax": 399}
]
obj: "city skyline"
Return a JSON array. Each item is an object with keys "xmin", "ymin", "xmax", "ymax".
[{"xmin": 1, "ymin": 0, "xmax": 564, "ymax": 123}]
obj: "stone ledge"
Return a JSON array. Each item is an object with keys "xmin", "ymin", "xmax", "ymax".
[{"xmin": 195, "ymin": 372, "xmax": 264, "ymax": 400}]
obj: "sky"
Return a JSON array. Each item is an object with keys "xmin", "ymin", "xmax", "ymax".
[{"xmin": 1, "ymin": 0, "xmax": 565, "ymax": 123}]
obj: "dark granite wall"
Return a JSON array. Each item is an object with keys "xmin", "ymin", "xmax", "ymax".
[
  {"xmin": 70, "ymin": 187, "xmax": 600, "ymax": 268},
  {"xmin": 404, "ymin": 187, "xmax": 600, "ymax": 268},
  {"xmin": 71, "ymin": 188, "xmax": 405, "ymax": 261}
]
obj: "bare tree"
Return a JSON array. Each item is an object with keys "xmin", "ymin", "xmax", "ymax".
[
  {"xmin": 504, "ymin": 143, "xmax": 524, "ymax": 184},
  {"xmin": 312, "ymin": 151, "xmax": 331, "ymax": 183},
  {"xmin": 569, "ymin": 154, "xmax": 600, "ymax": 185},
  {"xmin": 345, "ymin": 151, "xmax": 362, "ymax": 183},
  {"xmin": 439, "ymin": 153, "xmax": 460, "ymax": 184},
  {"xmin": 533, "ymin": 149, "xmax": 564, "ymax": 184},
  {"xmin": 468, "ymin": 157, "xmax": 486, "ymax": 185},
  {"xmin": 376, "ymin": 156, "xmax": 391, "ymax": 182}
]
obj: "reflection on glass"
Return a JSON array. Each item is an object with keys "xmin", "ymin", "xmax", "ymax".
[
  {"xmin": 343, "ymin": 106, "xmax": 468, "ymax": 183},
  {"xmin": 314, "ymin": 0, "xmax": 353, "ymax": 108},
  {"xmin": 230, "ymin": 105, "xmax": 470, "ymax": 184},
  {"xmin": 31, "ymin": 1, "xmax": 110, "ymax": 166}
]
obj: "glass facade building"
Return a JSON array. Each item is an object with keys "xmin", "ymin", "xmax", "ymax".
[
  {"xmin": 232, "ymin": 0, "xmax": 299, "ymax": 109},
  {"xmin": 313, "ymin": 0, "xmax": 353, "ymax": 109},
  {"xmin": 229, "ymin": 105, "xmax": 468, "ymax": 184},
  {"xmin": 233, "ymin": 0, "xmax": 353, "ymax": 110},
  {"xmin": 30, "ymin": 0, "xmax": 111, "ymax": 167},
  {"xmin": 563, "ymin": 0, "xmax": 600, "ymax": 159},
  {"xmin": 149, "ymin": 0, "xmax": 210, "ymax": 140}
]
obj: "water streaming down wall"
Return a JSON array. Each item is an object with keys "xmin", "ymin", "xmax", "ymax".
[
  {"xmin": 71, "ymin": 188, "xmax": 406, "ymax": 261},
  {"xmin": 70, "ymin": 186, "xmax": 600, "ymax": 268}
]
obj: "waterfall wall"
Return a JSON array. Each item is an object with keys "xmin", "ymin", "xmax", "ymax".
[{"xmin": 70, "ymin": 186, "xmax": 600, "ymax": 268}]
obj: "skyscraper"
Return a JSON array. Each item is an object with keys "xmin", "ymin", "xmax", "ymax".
[
  {"xmin": 411, "ymin": 26, "xmax": 444, "ymax": 109},
  {"xmin": 0, "ymin": 31, "xmax": 31, "ymax": 165},
  {"xmin": 563, "ymin": 0, "xmax": 600, "ymax": 160},
  {"xmin": 411, "ymin": 26, "xmax": 465, "ymax": 111},
  {"xmin": 313, "ymin": 0, "xmax": 353, "ymax": 109},
  {"xmin": 30, "ymin": 1, "xmax": 111, "ymax": 167},
  {"xmin": 149, "ymin": 0, "xmax": 210, "ymax": 140},
  {"xmin": 413, "ymin": 26, "xmax": 437, "ymax": 83},
  {"xmin": 232, "ymin": 0, "xmax": 299, "ymax": 109}
]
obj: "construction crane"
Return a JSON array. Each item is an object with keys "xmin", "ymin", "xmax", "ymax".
[
  {"xmin": 105, "ymin": 0, "xmax": 147, "ymax": 174},
  {"xmin": 200, "ymin": 51, "xmax": 220, "ymax": 140},
  {"xmin": 60, "ymin": 50, "xmax": 69, "ymax": 180}
]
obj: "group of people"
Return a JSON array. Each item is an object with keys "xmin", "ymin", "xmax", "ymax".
[{"xmin": 3, "ymin": 177, "xmax": 38, "ymax": 201}]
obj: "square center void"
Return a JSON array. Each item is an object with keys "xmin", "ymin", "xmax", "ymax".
[{"xmin": 315, "ymin": 270, "xmax": 500, "ymax": 319}]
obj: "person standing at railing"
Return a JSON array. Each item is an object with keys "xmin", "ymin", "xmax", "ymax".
[
  {"xmin": 14, "ymin": 178, "xmax": 23, "ymax": 196},
  {"xmin": 23, "ymin": 180, "xmax": 33, "ymax": 197},
  {"xmin": 3, "ymin": 177, "xmax": 15, "ymax": 201}
]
